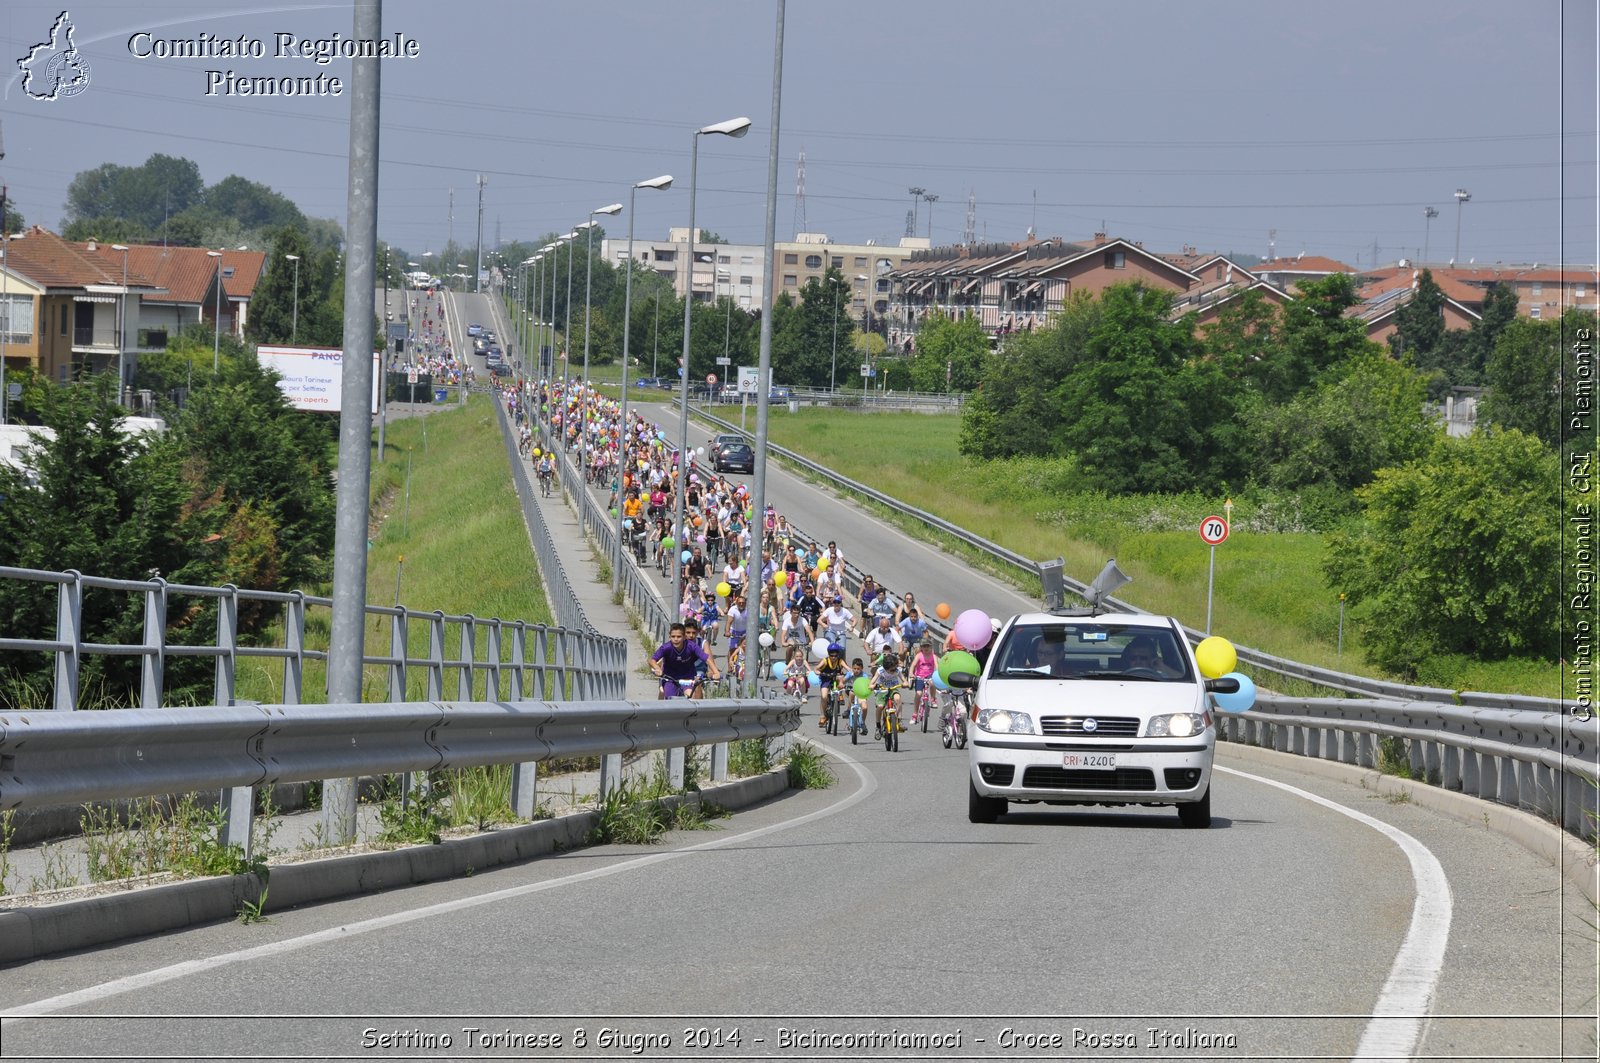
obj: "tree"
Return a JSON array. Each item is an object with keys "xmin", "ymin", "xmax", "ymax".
[
  {"xmin": 247, "ymin": 228, "xmax": 314, "ymax": 345},
  {"xmin": 908, "ymin": 313, "xmax": 988, "ymax": 393},
  {"xmin": 1388, "ymin": 269, "xmax": 1447, "ymax": 364},
  {"xmin": 1480, "ymin": 315, "xmax": 1563, "ymax": 446},
  {"xmin": 64, "ymin": 153, "xmax": 205, "ymax": 233},
  {"xmin": 1255, "ymin": 273, "xmax": 1372, "ymax": 402},
  {"xmin": 204, "ymin": 175, "xmax": 307, "ymax": 232},
  {"xmin": 1323, "ymin": 429, "xmax": 1560, "ymax": 674}
]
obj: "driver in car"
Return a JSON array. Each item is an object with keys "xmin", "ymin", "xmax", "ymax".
[{"xmin": 1121, "ymin": 635, "xmax": 1180, "ymax": 677}]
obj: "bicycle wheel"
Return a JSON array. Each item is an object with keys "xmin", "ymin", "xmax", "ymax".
[
  {"xmin": 941, "ymin": 715, "xmax": 954, "ymax": 749},
  {"xmin": 920, "ymin": 691, "xmax": 931, "ymax": 732},
  {"xmin": 850, "ymin": 710, "xmax": 858, "ymax": 745},
  {"xmin": 955, "ymin": 716, "xmax": 968, "ymax": 750}
]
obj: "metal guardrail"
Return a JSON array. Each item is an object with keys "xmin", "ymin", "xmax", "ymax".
[
  {"xmin": 1228, "ymin": 697, "xmax": 1598, "ymax": 839},
  {"xmin": 689, "ymin": 404, "xmax": 1565, "ymax": 713},
  {"xmin": 0, "ymin": 698, "xmax": 800, "ymax": 811}
]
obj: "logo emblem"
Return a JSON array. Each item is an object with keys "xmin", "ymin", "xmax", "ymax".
[
  {"xmin": 1081, "ymin": 718, "xmax": 1098, "ymax": 733},
  {"xmin": 18, "ymin": 11, "xmax": 92, "ymax": 101}
]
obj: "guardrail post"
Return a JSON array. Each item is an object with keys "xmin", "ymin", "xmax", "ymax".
[
  {"xmin": 1529, "ymin": 763, "xmax": 1555, "ymax": 819},
  {"xmin": 599, "ymin": 752, "xmax": 623, "ymax": 795},
  {"xmin": 1564, "ymin": 770, "xmax": 1593, "ymax": 838},
  {"xmin": 1272, "ymin": 722, "xmax": 1289, "ymax": 754},
  {"xmin": 1408, "ymin": 739, "xmax": 1426, "ymax": 780},
  {"xmin": 388, "ymin": 607, "xmax": 408, "ymax": 703},
  {"xmin": 1303, "ymin": 726, "xmax": 1320, "ymax": 759},
  {"xmin": 1442, "ymin": 744, "xmax": 1461, "ymax": 790},
  {"xmin": 510, "ymin": 621, "xmax": 537, "ymax": 820},
  {"xmin": 1461, "ymin": 750, "xmax": 1480, "ymax": 796},
  {"xmin": 140, "ymin": 576, "xmax": 166, "ymax": 709},
  {"xmin": 214, "ymin": 584, "xmax": 238, "ymax": 708},
  {"xmin": 53, "ymin": 570, "xmax": 82, "ymax": 710},
  {"xmin": 1355, "ymin": 731, "xmax": 1375, "ymax": 769},
  {"xmin": 485, "ymin": 621, "xmax": 503, "ymax": 701},
  {"xmin": 458, "ymin": 616, "xmax": 478, "ymax": 701},
  {"xmin": 532, "ymin": 626, "xmax": 551, "ymax": 699},
  {"xmin": 1423, "ymin": 741, "xmax": 1441, "ymax": 786},
  {"xmin": 665, "ymin": 747, "xmax": 685, "ymax": 789},
  {"xmin": 1339, "ymin": 730, "xmax": 1360, "ymax": 766},
  {"xmin": 1498, "ymin": 757, "xmax": 1518, "ymax": 807},
  {"xmin": 711, "ymin": 741, "xmax": 729, "ymax": 782},
  {"xmin": 509, "ymin": 623, "xmax": 527, "ymax": 701},
  {"xmin": 283, "ymin": 591, "xmax": 305, "ymax": 705},
  {"xmin": 426, "ymin": 612, "xmax": 446, "ymax": 700}
]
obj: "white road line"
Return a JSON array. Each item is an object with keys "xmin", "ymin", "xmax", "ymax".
[
  {"xmin": 2, "ymin": 756, "xmax": 876, "ymax": 1024},
  {"xmin": 1217, "ymin": 766, "xmax": 1452, "ymax": 1062}
]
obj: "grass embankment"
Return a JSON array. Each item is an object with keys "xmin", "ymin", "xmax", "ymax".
[
  {"xmin": 747, "ymin": 406, "xmax": 1554, "ymax": 698},
  {"xmin": 235, "ymin": 393, "xmax": 554, "ymax": 704}
]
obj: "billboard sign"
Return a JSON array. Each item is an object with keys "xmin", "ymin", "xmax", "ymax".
[{"xmin": 257, "ymin": 345, "xmax": 381, "ymax": 413}]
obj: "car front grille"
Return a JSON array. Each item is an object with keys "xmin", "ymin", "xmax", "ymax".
[
  {"xmin": 1039, "ymin": 716, "xmax": 1141, "ymax": 737},
  {"xmin": 1020, "ymin": 766, "xmax": 1156, "ymax": 791}
]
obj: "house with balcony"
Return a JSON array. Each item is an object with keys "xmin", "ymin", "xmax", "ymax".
[
  {"xmin": 77, "ymin": 241, "xmax": 265, "ymax": 352},
  {"xmin": 0, "ymin": 226, "xmax": 164, "ymax": 384}
]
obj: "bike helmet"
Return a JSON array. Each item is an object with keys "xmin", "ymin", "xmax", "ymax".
[{"xmin": 827, "ymin": 643, "xmax": 844, "ymax": 655}]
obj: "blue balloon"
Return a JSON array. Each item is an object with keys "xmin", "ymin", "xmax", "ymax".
[
  {"xmin": 931, "ymin": 672, "xmax": 950, "ymax": 692},
  {"xmin": 622, "ymin": 518, "xmax": 633, "ymax": 530},
  {"xmin": 807, "ymin": 671, "xmax": 821, "ymax": 689},
  {"xmin": 681, "ymin": 550, "xmax": 692, "ymax": 564},
  {"xmin": 771, "ymin": 661, "xmax": 787, "ymax": 680},
  {"xmin": 1212, "ymin": 671, "xmax": 1256, "ymax": 713}
]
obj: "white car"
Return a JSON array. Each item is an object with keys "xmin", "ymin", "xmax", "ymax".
[{"xmin": 956, "ymin": 610, "xmax": 1237, "ymax": 828}]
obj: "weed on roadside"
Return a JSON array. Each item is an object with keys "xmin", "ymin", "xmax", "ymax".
[
  {"xmin": 0, "ymin": 810, "xmax": 14, "ymax": 896},
  {"xmin": 589, "ymin": 779, "xmax": 724, "ymax": 846},
  {"xmin": 728, "ymin": 738, "xmax": 773, "ymax": 778},
  {"xmin": 376, "ymin": 776, "xmax": 445, "ymax": 846},
  {"xmin": 784, "ymin": 740, "xmax": 835, "ymax": 790}
]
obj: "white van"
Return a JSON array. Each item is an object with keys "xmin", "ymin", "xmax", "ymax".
[{"xmin": 956, "ymin": 609, "xmax": 1237, "ymax": 828}]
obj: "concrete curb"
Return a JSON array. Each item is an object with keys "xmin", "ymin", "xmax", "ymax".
[
  {"xmin": 1218, "ymin": 740, "xmax": 1598, "ymax": 905},
  {"xmin": 0, "ymin": 768, "xmax": 790, "ymax": 966}
]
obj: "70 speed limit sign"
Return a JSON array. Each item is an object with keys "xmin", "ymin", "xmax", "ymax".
[{"xmin": 1199, "ymin": 516, "xmax": 1230, "ymax": 545}]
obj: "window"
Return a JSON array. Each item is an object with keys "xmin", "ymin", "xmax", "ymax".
[
  {"xmin": 1105, "ymin": 251, "xmax": 1126, "ymax": 269},
  {"xmin": 831, "ymin": 256, "xmax": 843, "ymax": 269},
  {"xmin": 654, "ymin": 249, "xmax": 676, "ymax": 262},
  {"xmin": 137, "ymin": 328, "xmax": 168, "ymax": 349},
  {"xmin": 741, "ymin": 255, "xmax": 754, "ymax": 265},
  {"xmin": 1531, "ymin": 282, "xmax": 1542, "ymax": 296},
  {"xmin": 739, "ymin": 275, "xmax": 753, "ymax": 286},
  {"xmin": 854, "ymin": 256, "xmax": 867, "ymax": 268},
  {"xmin": 718, "ymin": 254, "xmax": 730, "ymax": 264},
  {"xmin": 61, "ymin": 304, "xmax": 69, "ymax": 336},
  {"xmin": 783, "ymin": 274, "xmax": 798, "ymax": 286},
  {"xmin": 0, "ymin": 294, "xmax": 35, "ymax": 340},
  {"xmin": 805, "ymin": 254, "xmax": 823, "ymax": 269},
  {"xmin": 783, "ymin": 253, "xmax": 798, "ymax": 265},
  {"xmin": 1530, "ymin": 306, "xmax": 1541, "ymax": 319},
  {"xmin": 1577, "ymin": 285, "xmax": 1587, "ymax": 298}
]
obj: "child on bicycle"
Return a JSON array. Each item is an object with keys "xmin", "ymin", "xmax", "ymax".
[
  {"xmin": 651, "ymin": 622, "xmax": 719, "ymax": 700},
  {"xmin": 909, "ymin": 640, "xmax": 938, "ymax": 724},
  {"xmin": 848, "ymin": 657, "xmax": 869, "ymax": 733},
  {"xmin": 782, "ymin": 644, "xmax": 809, "ymax": 699},
  {"xmin": 871, "ymin": 652, "xmax": 905, "ymax": 740},
  {"xmin": 814, "ymin": 643, "xmax": 847, "ymax": 728}
]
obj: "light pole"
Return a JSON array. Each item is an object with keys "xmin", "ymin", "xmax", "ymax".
[
  {"xmin": 829, "ymin": 273, "xmax": 841, "ymax": 392},
  {"xmin": 547, "ymin": 242, "xmax": 562, "ymax": 388},
  {"xmin": 924, "ymin": 193, "xmax": 939, "ymax": 242},
  {"xmin": 675, "ymin": 115, "xmax": 752, "ymax": 605},
  {"xmin": 111, "ymin": 244, "xmax": 129, "ymax": 401},
  {"xmin": 908, "ymin": 186, "xmax": 925, "ymax": 237},
  {"xmin": 560, "ymin": 232, "xmax": 578, "ymax": 428},
  {"xmin": 1452, "ymin": 189, "xmax": 1470, "ymax": 264},
  {"xmin": 581, "ymin": 204, "xmax": 623, "ymax": 485},
  {"xmin": 206, "ymin": 250, "xmax": 223, "ymax": 372},
  {"xmin": 614, "ymin": 173, "xmax": 674, "ymax": 594},
  {"xmin": 284, "ymin": 253, "xmax": 301, "ymax": 343},
  {"xmin": 1421, "ymin": 207, "xmax": 1437, "ymax": 263}
]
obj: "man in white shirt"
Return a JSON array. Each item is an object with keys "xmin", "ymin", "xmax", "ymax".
[
  {"xmin": 819, "ymin": 597, "xmax": 854, "ymax": 647},
  {"xmin": 864, "ymin": 614, "xmax": 903, "ymax": 660}
]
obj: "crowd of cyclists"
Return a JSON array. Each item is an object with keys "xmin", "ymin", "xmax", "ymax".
[
  {"xmin": 397, "ymin": 287, "xmax": 473, "ymax": 391},
  {"xmin": 497, "ymin": 373, "xmax": 995, "ymax": 749}
]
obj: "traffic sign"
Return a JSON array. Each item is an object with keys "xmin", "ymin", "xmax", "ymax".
[
  {"xmin": 716, "ymin": 357, "xmax": 731, "ymax": 366},
  {"xmin": 707, "ymin": 373, "xmax": 717, "ymax": 385},
  {"xmin": 1199, "ymin": 516, "xmax": 1230, "ymax": 546}
]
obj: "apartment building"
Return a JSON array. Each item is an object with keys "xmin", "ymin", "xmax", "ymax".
[{"xmin": 600, "ymin": 229, "xmax": 767, "ymax": 312}]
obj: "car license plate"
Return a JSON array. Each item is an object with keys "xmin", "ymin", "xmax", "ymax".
[{"xmin": 1063, "ymin": 753, "xmax": 1117, "ymax": 769}]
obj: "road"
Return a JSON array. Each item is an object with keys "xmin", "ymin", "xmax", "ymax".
[{"xmin": 0, "ymin": 289, "xmax": 1587, "ymax": 1061}]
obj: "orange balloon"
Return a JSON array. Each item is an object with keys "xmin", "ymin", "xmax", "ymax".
[{"xmin": 935, "ymin": 602, "xmax": 951, "ymax": 620}]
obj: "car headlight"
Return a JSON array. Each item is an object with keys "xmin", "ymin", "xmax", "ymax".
[
  {"xmin": 976, "ymin": 707, "xmax": 1035, "ymax": 734},
  {"xmin": 1147, "ymin": 713, "xmax": 1207, "ymax": 738}
]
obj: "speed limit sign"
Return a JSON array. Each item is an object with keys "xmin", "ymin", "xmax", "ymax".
[{"xmin": 1199, "ymin": 516, "xmax": 1230, "ymax": 545}]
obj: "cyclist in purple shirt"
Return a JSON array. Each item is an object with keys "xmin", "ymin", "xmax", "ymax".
[{"xmin": 652, "ymin": 622, "xmax": 720, "ymax": 699}]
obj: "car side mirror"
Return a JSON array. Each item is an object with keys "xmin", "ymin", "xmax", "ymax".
[
  {"xmin": 949, "ymin": 672, "xmax": 978, "ymax": 690},
  {"xmin": 1205, "ymin": 677, "xmax": 1240, "ymax": 694}
]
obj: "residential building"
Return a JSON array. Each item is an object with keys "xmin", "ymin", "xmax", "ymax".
[
  {"xmin": 79, "ymin": 241, "xmax": 265, "ymax": 351},
  {"xmin": 600, "ymin": 229, "xmax": 767, "ymax": 312},
  {"xmin": 769, "ymin": 234, "xmax": 926, "ymax": 327},
  {"xmin": 1249, "ymin": 255, "xmax": 1358, "ymax": 292}
]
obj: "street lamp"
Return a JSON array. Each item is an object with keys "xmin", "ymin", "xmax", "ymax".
[
  {"xmin": 614, "ymin": 173, "xmax": 674, "ymax": 594},
  {"xmin": 1421, "ymin": 207, "xmax": 1438, "ymax": 263},
  {"xmin": 580, "ymin": 203, "xmax": 623, "ymax": 486},
  {"xmin": 560, "ymin": 232, "xmax": 578, "ymax": 424},
  {"xmin": 284, "ymin": 253, "xmax": 301, "ymax": 343},
  {"xmin": 675, "ymin": 115, "xmax": 752, "ymax": 603},
  {"xmin": 1452, "ymin": 189, "xmax": 1470, "ymax": 264},
  {"xmin": 206, "ymin": 250, "xmax": 223, "ymax": 372},
  {"xmin": 111, "ymin": 244, "xmax": 129, "ymax": 401}
]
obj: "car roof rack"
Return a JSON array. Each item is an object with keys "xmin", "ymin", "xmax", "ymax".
[{"xmin": 1049, "ymin": 559, "xmax": 1131, "ymax": 618}]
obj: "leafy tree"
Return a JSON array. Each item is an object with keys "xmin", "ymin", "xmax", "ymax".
[
  {"xmin": 248, "ymin": 228, "xmax": 316, "ymax": 345},
  {"xmin": 961, "ymin": 290, "xmax": 1102, "ymax": 460},
  {"xmin": 908, "ymin": 312, "xmax": 988, "ymax": 392},
  {"xmin": 1248, "ymin": 351, "xmax": 1437, "ymax": 519},
  {"xmin": 65, "ymin": 153, "xmax": 205, "ymax": 233},
  {"xmin": 0, "ymin": 377, "xmax": 192, "ymax": 704},
  {"xmin": 1, "ymin": 196, "xmax": 24, "ymax": 234},
  {"xmin": 697, "ymin": 230, "xmax": 729, "ymax": 245},
  {"xmin": 204, "ymin": 175, "xmax": 307, "ymax": 232},
  {"xmin": 62, "ymin": 216, "xmax": 150, "ymax": 244},
  {"xmin": 1323, "ymin": 429, "xmax": 1560, "ymax": 673},
  {"xmin": 1388, "ymin": 269, "xmax": 1447, "ymax": 364},
  {"xmin": 1255, "ymin": 273, "xmax": 1372, "ymax": 402},
  {"xmin": 1479, "ymin": 314, "xmax": 1570, "ymax": 447},
  {"xmin": 1194, "ymin": 287, "xmax": 1279, "ymax": 385}
]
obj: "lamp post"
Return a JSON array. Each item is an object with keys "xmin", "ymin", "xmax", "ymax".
[
  {"xmin": 580, "ymin": 204, "xmax": 623, "ymax": 486},
  {"xmin": 560, "ymin": 232, "xmax": 578, "ymax": 432},
  {"xmin": 206, "ymin": 250, "xmax": 223, "ymax": 372},
  {"xmin": 675, "ymin": 115, "xmax": 752, "ymax": 604},
  {"xmin": 1422, "ymin": 207, "xmax": 1438, "ymax": 264},
  {"xmin": 829, "ymin": 273, "xmax": 841, "ymax": 393},
  {"xmin": 284, "ymin": 253, "xmax": 301, "ymax": 343},
  {"xmin": 1452, "ymin": 188, "xmax": 1470, "ymax": 264},
  {"xmin": 614, "ymin": 173, "xmax": 674, "ymax": 594},
  {"xmin": 111, "ymin": 244, "xmax": 129, "ymax": 402}
]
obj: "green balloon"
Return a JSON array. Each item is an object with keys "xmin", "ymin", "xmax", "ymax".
[
  {"xmin": 663, "ymin": 537, "xmax": 676, "ymax": 551},
  {"xmin": 938, "ymin": 650, "xmax": 981, "ymax": 683},
  {"xmin": 609, "ymin": 508, "xmax": 618, "ymax": 517},
  {"xmin": 852, "ymin": 676, "xmax": 871, "ymax": 699}
]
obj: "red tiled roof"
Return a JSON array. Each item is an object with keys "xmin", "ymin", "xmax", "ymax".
[
  {"xmin": 76, "ymin": 242, "xmax": 267, "ymax": 305},
  {"xmin": 0, "ymin": 225, "xmax": 156, "ymax": 288},
  {"xmin": 1253, "ymin": 255, "xmax": 1357, "ymax": 275},
  {"xmin": 1360, "ymin": 266, "xmax": 1492, "ymax": 306}
]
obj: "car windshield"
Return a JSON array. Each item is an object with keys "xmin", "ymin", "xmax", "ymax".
[{"xmin": 990, "ymin": 622, "xmax": 1192, "ymax": 682}]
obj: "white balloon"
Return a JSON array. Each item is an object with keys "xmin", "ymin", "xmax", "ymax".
[
  {"xmin": 810, "ymin": 637, "xmax": 829, "ymax": 659},
  {"xmin": 758, "ymin": 632, "xmax": 775, "ymax": 648}
]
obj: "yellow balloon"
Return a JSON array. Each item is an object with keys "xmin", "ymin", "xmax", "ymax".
[
  {"xmin": 773, "ymin": 571, "xmax": 787, "ymax": 587},
  {"xmin": 532, "ymin": 448, "xmax": 541, "ymax": 457},
  {"xmin": 716, "ymin": 581, "xmax": 732, "ymax": 598},
  {"xmin": 817, "ymin": 557, "xmax": 830, "ymax": 571},
  {"xmin": 1194, "ymin": 636, "xmax": 1237, "ymax": 680}
]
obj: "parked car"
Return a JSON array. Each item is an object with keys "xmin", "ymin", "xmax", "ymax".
[
  {"xmin": 715, "ymin": 441, "xmax": 755, "ymax": 474},
  {"xmin": 959, "ymin": 609, "xmax": 1245, "ymax": 829}
]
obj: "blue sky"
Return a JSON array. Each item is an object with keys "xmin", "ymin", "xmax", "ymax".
[{"xmin": 2, "ymin": 0, "xmax": 1595, "ymax": 268}]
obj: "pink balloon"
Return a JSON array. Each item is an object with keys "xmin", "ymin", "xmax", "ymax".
[{"xmin": 954, "ymin": 608, "xmax": 992, "ymax": 650}]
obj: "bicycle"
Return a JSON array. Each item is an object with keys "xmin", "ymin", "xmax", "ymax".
[
  {"xmin": 657, "ymin": 674, "xmax": 704, "ymax": 700},
  {"xmin": 537, "ymin": 466, "xmax": 554, "ymax": 497},
  {"xmin": 941, "ymin": 690, "xmax": 970, "ymax": 750},
  {"xmin": 847, "ymin": 689, "xmax": 867, "ymax": 745},
  {"xmin": 819, "ymin": 683, "xmax": 843, "ymax": 736},
  {"xmin": 910, "ymin": 676, "xmax": 936, "ymax": 732},
  {"xmin": 879, "ymin": 689, "xmax": 903, "ymax": 752}
]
